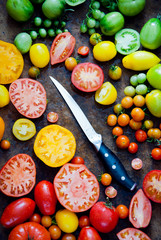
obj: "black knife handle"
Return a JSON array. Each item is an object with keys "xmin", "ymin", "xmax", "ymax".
[{"xmin": 97, "ymin": 142, "xmax": 137, "ymax": 191}]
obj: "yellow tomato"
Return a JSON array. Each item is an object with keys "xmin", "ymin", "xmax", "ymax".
[
  {"xmin": 122, "ymin": 51, "xmax": 160, "ymax": 71},
  {"xmin": 29, "ymin": 43, "xmax": 50, "ymax": 68},
  {"xmin": 90, "ymin": 33, "xmax": 102, "ymax": 46},
  {"xmin": 55, "ymin": 209, "xmax": 79, "ymax": 233},
  {"xmin": 0, "ymin": 117, "xmax": 5, "ymax": 141},
  {"xmin": 0, "ymin": 85, "xmax": 10, "ymax": 107},
  {"xmin": 95, "ymin": 82, "xmax": 117, "ymax": 105},
  {"xmin": 108, "ymin": 65, "xmax": 122, "ymax": 80},
  {"xmin": 93, "ymin": 41, "xmax": 117, "ymax": 62}
]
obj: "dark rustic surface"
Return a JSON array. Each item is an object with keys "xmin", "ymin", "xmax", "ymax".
[{"xmin": 0, "ymin": 0, "xmax": 161, "ymax": 239}]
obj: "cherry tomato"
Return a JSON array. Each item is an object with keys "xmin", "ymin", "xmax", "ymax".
[
  {"xmin": 112, "ymin": 126, "xmax": 123, "ymax": 137},
  {"xmin": 116, "ymin": 205, "xmax": 129, "ymax": 219},
  {"xmin": 47, "ymin": 112, "xmax": 59, "ymax": 123},
  {"xmin": 117, "ymin": 114, "xmax": 130, "ymax": 127},
  {"xmin": 108, "ymin": 65, "xmax": 122, "ymax": 80},
  {"xmin": 135, "ymin": 129, "xmax": 147, "ymax": 142},
  {"xmin": 29, "ymin": 213, "xmax": 41, "ymax": 224},
  {"xmin": 143, "ymin": 119, "xmax": 154, "ymax": 129},
  {"xmin": 129, "ymin": 119, "xmax": 142, "ymax": 130},
  {"xmin": 151, "ymin": 148, "xmax": 161, "ymax": 160},
  {"xmin": 62, "ymin": 233, "xmax": 76, "ymax": 240},
  {"xmin": 113, "ymin": 103, "xmax": 123, "ymax": 115},
  {"xmin": 78, "ymin": 226, "xmax": 102, "ymax": 240},
  {"xmin": 65, "ymin": 57, "xmax": 77, "ymax": 71},
  {"xmin": 28, "ymin": 66, "xmax": 40, "ymax": 79},
  {"xmin": 71, "ymin": 156, "xmax": 85, "ymax": 164},
  {"xmin": 128, "ymin": 142, "xmax": 138, "ymax": 154},
  {"xmin": 90, "ymin": 33, "xmax": 102, "ymax": 46},
  {"xmin": 41, "ymin": 216, "xmax": 52, "ymax": 228},
  {"xmin": 121, "ymin": 96, "xmax": 133, "ymax": 109},
  {"xmin": 0, "ymin": 139, "xmax": 11, "ymax": 150},
  {"xmin": 131, "ymin": 107, "xmax": 145, "ymax": 122},
  {"xmin": 79, "ymin": 215, "xmax": 90, "ymax": 228},
  {"xmin": 116, "ymin": 135, "xmax": 130, "ymax": 149},
  {"xmin": 147, "ymin": 128, "xmax": 161, "ymax": 139},
  {"xmin": 133, "ymin": 95, "xmax": 145, "ymax": 107},
  {"xmin": 131, "ymin": 158, "xmax": 143, "ymax": 170},
  {"xmin": 77, "ymin": 46, "xmax": 89, "ymax": 56},
  {"xmin": 107, "ymin": 114, "xmax": 117, "ymax": 126},
  {"xmin": 48, "ymin": 225, "xmax": 61, "ymax": 239},
  {"xmin": 100, "ymin": 173, "xmax": 112, "ymax": 186},
  {"xmin": 105, "ymin": 186, "xmax": 117, "ymax": 198}
]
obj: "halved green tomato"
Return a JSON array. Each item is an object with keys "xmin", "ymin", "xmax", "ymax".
[
  {"xmin": 65, "ymin": 0, "xmax": 85, "ymax": 6},
  {"xmin": 115, "ymin": 28, "xmax": 140, "ymax": 55},
  {"xmin": 95, "ymin": 82, "xmax": 117, "ymax": 105},
  {"xmin": 12, "ymin": 118, "xmax": 36, "ymax": 141}
]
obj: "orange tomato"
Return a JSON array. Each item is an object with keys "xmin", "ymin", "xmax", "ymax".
[
  {"xmin": 65, "ymin": 57, "xmax": 77, "ymax": 71},
  {"xmin": 131, "ymin": 107, "xmax": 145, "ymax": 122},
  {"xmin": 116, "ymin": 205, "xmax": 129, "ymax": 219},
  {"xmin": 112, "ymin": 126, "xmax": 123, "ymax": 137},
  {"xmin": 133, "ymin": 95, "xmax": 145, "ymax": 107},
  {"xmin": 0, "ymin": 117, "xmax": 5, "ymax": 141},
  {"xmin": 129, "ymin": 119, "xmax": 142, "ymax": 130},
  {"xmin": 100, "ymin": 173, "xmax": 112, "ymax": 186},
  {"xmin": 121, "ymin": 96, "xmax": 133, "ymax": 109},
  {"xmin": 117, "ymin": 114, "xmax": 130, "ymax": 127},
  {"xmin": 107, "ymin": 114, "xmax": 117, "ymax": 126}
]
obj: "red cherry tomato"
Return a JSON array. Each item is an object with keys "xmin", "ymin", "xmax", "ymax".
[
  {"xmin": 135, "ymin": 129, "xmax": 147, "ymax": 142},
  {"xmin": 128, "ymin": 142, "xmax": 138, "ymax": 154},
  {"xmin": 77, "ymin": 46, "xmax": 89, "ymax": 56},
  {"xmin": 71, "ymin": 156, "xmax": 85, "ymax": 164},
  {"xmin": 78, "ymin": 226, "xmax": 102, "ymax": 240},
  {"xmin": 79, "ymin": 215, "xmax": 90, "ymax": 228},
  {"xmin": 151, "ymin": 148, "xmax": 161, "ymax": 160},
  {"xmin": 29, "ymin": 213, "xmax": 41, "ymax": 224},
  {"xmin": 47, "ymin": 112, "xmax": 59, "ymax": 123}
]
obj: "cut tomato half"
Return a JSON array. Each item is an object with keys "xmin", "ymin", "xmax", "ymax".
[
  {"xmin": 71, "ymin": 62, "xmax": 104, "ymax": 92},
  {"xmin": 0, "ymin": 154, "xmax": 36, "ymax": 197},
  {"xmin": 105, "ymin": 186, "xmax": 117, "ymax": 198},
  {"xmin": 54, "ymin": 163, "xmax": 100, "ymax": 212},
  {"xmin": 143, "ymin": 170, "xmax": 161, "ymax": 203},
  {"xmin": 50, "ymin": 32, "xmax": 76, "ymax": 65},
  {"xmin": 9, "ymin": 78, "xmax": 47, "ymax": 119},
  {"xmin": 117, "ymin": 228, "xmax": 151, "ymax": 240}
]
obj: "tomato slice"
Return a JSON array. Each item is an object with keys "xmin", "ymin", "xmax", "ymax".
[
  {"xmin": 143, "ymin": 170, "xmax": 161, "ymax": 203},
  {"xmin": 0, "ymin": 40, "xmax": 24, "ymax": 84},
  {"xmin": 131, "ymin": 158, "xmax": 143, "ymax": 170},
  {"xmin": 129, "ymin": 189, "xmax": 152, "ymax": 228},
  {"xmin": 117, "ymin": 228, "xmax": 151, "ymax": 240},
  {"xmin": 0, "ymin": 154, "xmax": 36, "ymax": 197},
  {"xmin": 12, "ymin": 118, "xmax": 36, "ymax": 141},
  {"xmin": 105, "ymin": 186, "xmax": 117, "ymax": 198},
  {"xmin": 9, "ymin": 78, "xmax": 47, "ymax": 119},
  {"xmin": 54, "ymin": 163, "xmax": 100, "ymax": 212},
  {"xmin": 50, "ymin": 32, "xmax": 76, "ymax": 65},
  {"xmin": 77, "ymin": 46, "xmax": 89, "ymax": 56},
  {"xmin": 47, "ymin": 112, "xmax": 59, "ymax": 123},
  {"xmin": 71, "ymin": 62, "xmax": 104, "ymax": 92}
]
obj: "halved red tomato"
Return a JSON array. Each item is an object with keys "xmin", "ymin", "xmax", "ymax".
[
  {"xmin": 50, "ymin": 32, "xmax": 76, "ymax": 65},
  {"xmin": 129, "ymin": 189, "xmax": 152, "ymax": 228},
  {"xmin": 143, "ymin": 170, "xmax": 161, "ymax": 203},
  {"xmin": 53, "ymin": 163, "xmax": 100, "ymax": 212},
  {"xmin": 9, "ymin": 78, "xmax": 47, "ymax": 119},
  {"xmin": 71, "ymin": 62, "xmax": 104, "ymax": 92},
  {"xmin": 117, "ymin": 228, "xmax": 151, "ymax": 240},
  {"xmin": 0, "ymin": 154, "xmax": 36, "ymax": 197}
]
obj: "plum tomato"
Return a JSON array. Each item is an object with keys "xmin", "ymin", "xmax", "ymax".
[
  {"xmin": 79, "ymin": 215, "xmax": 90, "ymax": 228},
  {"xmin": 116, "ymin": 135, "xmax": 130, "ymax": 149},
  {"xmin": 78, "ymin": 226, "xmax": 102, "ymax": 240},
  {"xmin": 128, "ymin": 142, "xmax": 138, "ymax": 154},
  {"xmin": 117, "ymin": 228, "xmax": 151, "ymax": 240},
  {"xmin": 135, "ymin": 129, "xmax": 147, "ymax": 142},
  {"xmin": 77, "ymin": 46, "xmax": 89, "ymax": 56},
  {"xmin": 116, "ymin": 204, "xmax": 129, "ymax": 219},
  {"xmin": 131, "ymin": 158, "xmax": 143, "ymax": 170},
  {"xmin": 107, "ymin": 114, "xmax": 117, "ymax": 126},
  {"xmin": 71, "ymin": 156, "xmax": 85, "ymax": 164},
  {"xmin": 112, "ymin": 126, "xmax": 123, "ymax": 137},
  {"xmin": 71, "ymin": 62, "xmax": 104, "ymax": 92},
  {"xmin": 117, "ymin": 114, "xmax": 130, "ymax": 127},
  {"xmin": 151, "ymin": 148, "xmax": 161, "ymax": 160},
  {"xmin": 129, "ymin": 189, "xmax": 152, "ymax": 228}
]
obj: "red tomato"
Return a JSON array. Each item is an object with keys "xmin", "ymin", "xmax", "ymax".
[
  {"xmin": 143, "ymin": 170, "xmax": 161, "ymax": 203},
  {"xmin": 116, "ymin": 135, "xmax": 130, "ymax": 149},
  {"xmin": 129, "ymin": 189, "xmax": 152, "ymax": 228},
  {"xmin": 151, "ymin": 148, "xmax": 161, "ymax": 160},
  {"xmin": 0, "ymin": 198, "xmax": 35, "ymax": 228},
  {"xmin": 128, "ymin": 142, "xmax": 138, "ymax": 154},
  {"xmin": 54, "ymin": 163, "xmax": 100, "ymax": 212},
  {"xmin": 135, "ymin": 129, "xmax": 147, "ymax": 142},
  {"xmin": 71, "ymin": 156, "xmax": 85, "ymax": 164},
  {"xmin": 71, "ymin": 62, "xmax": 104, "ymax": 92},
  {"xmin": 79, "ymin": 215, "xmax": 90, "ymax": 228},
  {"xmin": 78, "ymin": 226, "xmax": 102, "ymax": 240},
  {"xmin": 89, "ymin": 201, "xmax": 119, "ymax": 233},
  {"xmin": 0, "ymin": 153, "xmax": 36, "ymax": 197},
  {"xmin": 29, "ymin": 213, "xmax": 41, "ymax": 223},
  {"xmin": 105, "ymin": 186, "xmax": 117, "ymax": 198},
  {"xmin": 77, "ymin": 46, "xmax": 89, "ymax": 56},
  {"xmin": 9, "ymin": 78, "xmax": 47, "ymax": 119},
  {"xmin": 131, "ymin": 158, "xmax": 143, "ymax": 170},
  {"xmin": 8, "ymin": 222, "xmax": 51, "ymax": 240},
  {"xmin": 50, "ymin": 32, "xmax": 76, "ymax": 65},
  {"xmin": 117, "ymin": 228, "xmax": 151, "ymax": 240},
  {"xmin": 34, "ymin": 180, "xmax": 57, "ymax": 216}
]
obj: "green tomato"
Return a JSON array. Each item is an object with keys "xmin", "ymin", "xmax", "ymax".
[
  {"xmin": 14, "ymin": 32, "xmax": 32, "ymax": 54},
  {"xmin": 34, "ymin": 17, "xmax": 42, "ymax": 26},
  {"xmin": 124, "ymin": 86, "xmax": 136, "ymax": 96},
  {"xmin": 118, "ymin": 0, "xmax": 145, "ymax": 17},
  {"xmin": 43, "ymin": 19, "xmax": 52, "ymax": 28},
  {"xmin": 42, "ymin": 0, "xmax": 65, "ymax": 19},
  {"xmin": 146, "ymin": 90, "xmax": 161, "ymax": 117},
  {"xmin": 6, "ymin": 0, "xmax": 34, "ymax": 22},
  {"xmin": 135, "ymin": 84, "xmax": 147, "ymax": 95},
  {"xmin": 140, "ymin": 18, "xmax": 161, "ymax": 50},
  {"xmin": 147, "ymin": 64, "xmax": 161, "ymax": 90},
  {"xmin": 30, "ymin": 0, "xmax": 45, "ymax": 3},
  {"xmin": 100, "ymin": 12, "xmax": 124, "ymax": 36},
  {"xmin": 30, "ymin": 31, "xmax": 38, "ymax": 40},
  {"xmin": 137, "ymin": 73, "xmax": 146, "ymax": 83},
  {"xmin": 130, "ymin": 75, "xmax": 138, "ymax": 86},
  {"xmin": 65, "ymin": 0, "xmax": 85, "ymax": 6}
]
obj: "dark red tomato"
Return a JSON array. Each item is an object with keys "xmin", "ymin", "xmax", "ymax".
[
  {"xmin": 89, "ymin": 201, "xmax": 119, "ymax": 233},
  {"xmin": 117, "ymin": 228, "xmax": 151, "ymax": 240},
  {"xmin": 54, "ymin": 163, "xmax": 100, "ymax": 212},
  {"xmin": 77, "ymin": 46, "xmax": 89, "ymax": 56},
  {"xmin": 0, "ymin": 198, "xmax": 35, "ymax": 228},
  {"xmin": 79, "ymin": 215, "xmax": 90, "ymax": 228},
  {"xmin": 50, "ymin": 32, "xmax": 76, "ymax": 65},
  {"xmin": 29, "ymin": 213, "xmax": 41, "ymax": 223},
  {"xmin": 128, "ymin": 142, "xmax": 138, "ymax": 154},
  {"xmin": 9, "ymin": 78, "xmax": 47, "ymax": 119},
  {"xmin": 71, "ymin": 62, "xmax": 104, "ymax": 92},
  {"xmin": 116, "ymin": 135, "xmax": 130, "ymax": 149},
  {"xmin": 143, "ymin": 170, "xmax": 161, "ymax": 203},
  {"xmin": 151, "ymin": 148, "xmax": 161, "ymax": 160},
  {"xmin": 129, "ymin": 189, "xmax": 152, "ymax": 228},
  {"xmin": 78, "ymin": 226, "xmax": 102, "ymax": 240},
  {"xmin": 135, "ymin": 129, "xmax": 147, "ymax": 142},
  {"xmin": 8, "ymin": 222, "xmax": 51, "ymax": 240},
  {"xmin": 71, "ymin": 156, "xmax": 85, "ymax": 164},
  {"xmin": 34, "ymin": 180, "xmax": 57, "ymax": 215},
  {"xmin": 0, "ymin": 153, "xmax": 36, "ymax": 197}
]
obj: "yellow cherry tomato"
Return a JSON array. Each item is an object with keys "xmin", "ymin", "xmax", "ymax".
[
  {"xmin": 0, "ymin": 85, "xmax": 10, "ymax": 108},
  {"xmin": 89, "ymin": 33, "xmax": 102, "ymax": 46},
  {"xmin": 108, "ymin": 65, "xmax": 122, "ymax": 80},
  {"xmin": 122, "ymin": 51, "xmax": 160, "ymax": 71},
  {"xmin": 65, "ymin": 57, "xmax": 77, "ymax": 71},
  {"xmin": 95, "ymin": 82, "xmax": 117, "ymax": 105},
  {"xmin": 29, "ymin": 43, "xmax": 50, "ymax": 68},
  {"xmin": 93, "ymin": 41, "xmax": 117, "ymax": 62}
]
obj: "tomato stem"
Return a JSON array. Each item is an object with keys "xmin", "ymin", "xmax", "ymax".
[{"xmin": 104, "ymin": 197, "xmax": 113, "ymax": 209}]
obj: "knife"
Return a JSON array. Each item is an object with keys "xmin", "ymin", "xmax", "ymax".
[{"xmin": 50, "ymin": 76, "xmax": 137, "ymax": 191}]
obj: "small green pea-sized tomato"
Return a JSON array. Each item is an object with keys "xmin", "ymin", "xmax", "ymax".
[
  {"xmin": 93, "ymin": 41, "xmax": 117, "ymax": 62},
  {"xmin": 89, "ymin": 33, "xmax": 102, "ymax": 45},
  {"xmin": 108, "ymin": 65, "xmax": 122, "ymax": 80},
  {"xmin": 29, "ymin": 43, "xmax": 50, "ymax": 68},
  {"xmin": 55, "ymin": 209, "xmax": 79, "ymax": 233},
  {"xmin": 95, "ymin": 82, "xmax": 117, "ymax": 105},
  {"xmin": 65, "ymin": 57, "xmax": 77, "ymax": 71}
]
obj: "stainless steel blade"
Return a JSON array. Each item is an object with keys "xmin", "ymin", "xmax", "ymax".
[{"xmin": 50, "ymin": 76, "xmax": 102, "ymax": 151}]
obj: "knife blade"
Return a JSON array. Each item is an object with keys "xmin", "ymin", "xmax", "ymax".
[{"xmin": 50, "ymin": 76, "xmax": 137, "ymax": 191}]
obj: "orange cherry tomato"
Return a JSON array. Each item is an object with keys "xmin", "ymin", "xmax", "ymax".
[
  {"xmin": 117, "ymin": 114, "xmax": 130, "ymax": 127},
  {"xmin": 107, "ymin": 114, "xmax": 117, "ymax": 126},
  {"xmin": 129, "ymin": 119, "xmax": 142, "ymax": 130},
  {"xmin": 48, "ymin": 225, "xmax": 61, "ymax": 240},
  {"xmin": 65, "ymin": 57, "xmax": 77, "ymax": 71},
  {"xmin": 41, "ymin": 216, "xmax": 52, "ymax": 228},
  {"xmin": 116, "ymin": 205, "xmax": 129, "ymax": 219},
  {"xmin": 112, "ymin": 126, "xmax": 123, "ymax": 137},
  {"xmin": 116, "ymin": 135, "xmax": 130, "ymax": 149},
  {"xmin": 147, "ymin": 128, "xmax": 161, "ymax": 139},
  {"xmin": 0, "ymin": 117, "xmax": 5, "ymax": 141},
  {"xmin": 121, "ymin": 96, "xmax": 133, "ymax": 109},
  {"xmin": 100, "ymin": 173, "xmax": 112, "ymax": 186},
  {"xmin": 131, "ymin": 107, "xmax": 145, "ymax": 122},
  {"xmin": 0, "ymin": 139, "xmax": 11, "ymax": 150},
  {"xmin": 29, "ymin": 213, "xmax": 41, "ymax": 224},
  {"xmin": 128, "ymin": 142, "xmax": 138, "ymax": 154},
  {"xmin": 133, "ymin": 95, "xmax": 145, "ymax": 107},
  {"xmin": 77, "ymin": 46, "xmax": 89, "ymax": 56}
]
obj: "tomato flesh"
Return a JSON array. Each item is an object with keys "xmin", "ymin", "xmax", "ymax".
[
  {"xmin": 0, "ymin": 154, "xmax": 36, "ymax": 197},
  {"xmin": 117, "ymin": 227, "xmax": 151, "ymax": 240},
  {"xmin": 54, "ymin": 163, "xmax": 100, "ymax": 212},
  {"xmin": 71, "ymin": 62, "xmax": 104, "ymax": 92}
]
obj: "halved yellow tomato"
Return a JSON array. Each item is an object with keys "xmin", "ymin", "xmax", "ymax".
[
  {"xmin": 95, "ymin": 82, "xmax": 117, "ymax": 105},
  {"xmin": 34, "ymin": 125, "xmax": 76, "ymax": 167}
]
